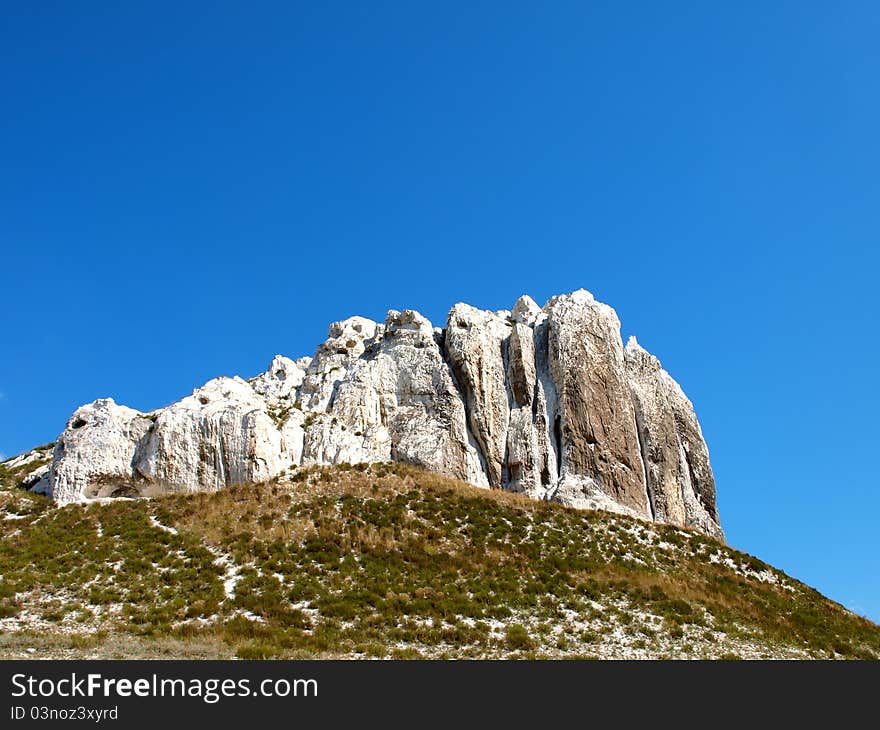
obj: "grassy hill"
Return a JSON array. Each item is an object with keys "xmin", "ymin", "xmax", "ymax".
[{"xmin": 0, "ymin": 462, "xmax": 877, "ymax": 659}]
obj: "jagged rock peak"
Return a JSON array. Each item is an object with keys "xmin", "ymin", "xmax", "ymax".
[
  {"xmin": 251, "ymin": 355, "xmax": 307, "ymax": 408},
  {"xmin": 30, "ymin": 290, "xmax": 723, "ymax": 540},
  {"xmin": 511, "ymin": 294, "xmax": 543, "ymax": 326},
  {"xmin": 385, "ymin": 309, "xmax": 434, "ymax": 337}
]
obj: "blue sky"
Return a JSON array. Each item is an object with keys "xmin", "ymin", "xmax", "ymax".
[{"xmin": 2, "ymin": 3, "xmax": 878, "ymax": 620}]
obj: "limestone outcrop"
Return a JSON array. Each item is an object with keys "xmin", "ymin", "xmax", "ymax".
[
  {"xmin": 18, "ymin": 290, "xmax": 723, "ymax": 539},
  {"xmin": 133, "ymin": 377, "xmax": 290, "ymax": 494},
  {"xmin": 545, "ymin": 291, "xmax": 648, "ymax": 516},
  {"xmin": 625, "ymin": 337, "xmax": 723, "ymax": 539},
  {"xmin": 50, "ymin": 399, "xmax": 154, "ymax": 502}
]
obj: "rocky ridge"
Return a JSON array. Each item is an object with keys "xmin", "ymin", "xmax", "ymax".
[{"xmin": 10, "ymin": 290, "xmax": 723, "ymax": 540}]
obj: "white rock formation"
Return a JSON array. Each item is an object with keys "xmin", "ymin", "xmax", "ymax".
[
  {"xmin": 302, "ymin": 309, "xmax": 487, "ymax": 486},
  {"xmin": 298, "ymin": 316, "xmax": 381, "ymax": 412},
  {"xmin": 2, "ymin": 448, "xmax": 49, "ymax": 471},
  {"xmin": 50, "ymin": 399, "xmax": 153, "ymax": 502},
  {"xmin": 134, "ymin": 377, "xmax": 290, "ymax": 494},
  {"xmin": 0, "ymin": 445, "xmax": 55, "ymax": 495},
  {"xmin": 444, "ymin": 303, "xmax": 512, "ymax": 488},
  {"xmin": 544, "ymin": 290, "xmax": 649, "ymax": 518},
  {"xmin": 625, "ymin": 337, "xmax": 723, "ymax": 540},
  {"xmin": 25, "ymin": 290, "xmax": 723, "ymax": 539},
  {"xmin": 250, "ymin": 354, "xmax": 308, "ymax": 409}
]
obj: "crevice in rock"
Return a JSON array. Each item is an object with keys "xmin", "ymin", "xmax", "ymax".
[
  {"xmin": 216, "ymin": 433, "xmax": 227, "ymax": 487},
  {"xmin": 532, "ymin": 319, "xmax": 560, "ymax": 488},
  {"xmin": 632, "ymin": 403, "xmax": 655, "ymax": 521},
  {"xmin": 540, "ymin": 458, "xmax": 551, "ymax": 488},
  {"xmin": 108, "ymin": 485, "xmax": 139, "ymax": 499},
  {"xmin": 500, "ymin": 333, "xmax": 514, "ymax": 490},
  {"xmin": 325, "ymin": 379, "xmax": 342, "ymax": 411},
  {"xmin": 553, "ymin": 414, "xmax": 563, "ymax": 475}
]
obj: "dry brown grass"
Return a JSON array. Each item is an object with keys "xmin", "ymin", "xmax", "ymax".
[
  {"xmin": 162, "ymin": 462, "xmax": 547, "ymax": 549},
  {"xmin": 2, "ymin": 462, "xmax": 878, "ymax": 660}
]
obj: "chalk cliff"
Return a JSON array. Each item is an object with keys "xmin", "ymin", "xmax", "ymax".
[{"xmin": 19, "ymin": 290, "xmax": 723, "ymax": 539}]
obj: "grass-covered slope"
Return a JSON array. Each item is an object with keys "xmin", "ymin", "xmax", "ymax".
[
  {"xmin": 0, "ymin": 445, "xmax": 53, "ymax": 488},
  {"xmin": 0, "ymin": 463, "xmax": 877, "ymax": 659}
]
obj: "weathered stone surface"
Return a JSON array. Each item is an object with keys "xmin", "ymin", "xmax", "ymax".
[
  {"xmin": 532, "ymin": 317, "xmax": 561, "ymax": 493},
  {"xmin": 625, "ymin": 337, "xmax": 723, "ymax": 540},
  {"xmin": 18, "ymin": 465, "xmax": 50, "ymax": 495},
  {"xmin": 134, "ymin": 377, "xmax": 288, "ymax": 494},
  {"xmin": 298, "ymin": 316, "xmax": 381, "ymax": 412},
  {"xmin": 0, "ymin": 445, "xmax": 55, "ymax": 495},
  {"xmin": 504, "ymin": 321, "xmax": 547, "ymax": 496},
  {"xmin": 32, "ymin": 290, "xmax": 723, "ymax": 538},
  {"xmin": 2, "ymin": 448, "xmax": 49, "ymax": 472},
  {"xmin": 506, "ymin": 322, "xmax": 535, "ymax": 408},
  {"xmin": 545, "ymin": 290, "xmax": 649, "ymax": 517},
  {"xmin": 50, "ymin": 399, "xmax": 153, "ymax": 503},
  {"xmin": 667, "ymin": 381, "xmax": 721, "ymax": 529},
  {"xmin": 444, "ymin": 304, "xmax": 512, "ymax": 488},
  {"xmin": 251, "ymin": 354, "xmax": 309, "ymax": 467},
  {"xmin": 625, "ymin": 338, "xmax": 687, "ymax": 525},
  {"xmin": 302, "ymin": 309, "xmax": 488, "ymax": 486},
  {"xmin": 511, "ymin": 294, "xmax": 542, "ymax": 327},
  {"xmin": 251, "ymin": 354, "xmax": 307, "ymax": 409}
]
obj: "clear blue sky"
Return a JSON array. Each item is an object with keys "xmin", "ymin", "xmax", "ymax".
[{"xmin": 3, "ymin": 3, "xmax": 878, "ymax": 620}]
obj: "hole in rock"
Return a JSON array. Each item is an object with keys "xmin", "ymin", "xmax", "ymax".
[
  {"xmin": 72, "ymin": 418, "xmax": 87, "ymax": 429},
  {"xmin": 108, "ymin": 485, "xmax": 139, "ymax": 498}
]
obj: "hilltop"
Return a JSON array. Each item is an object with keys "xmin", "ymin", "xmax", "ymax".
[
  {"xmin": 1, "ymin": 463, "xmax": 876, "ymax": 660},
  {"xmin": 22, "ymin": 290, "xmax": 723, "ymax": 541}
]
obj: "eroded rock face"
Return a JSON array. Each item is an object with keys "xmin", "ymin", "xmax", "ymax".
[
  {"xmin": 302, "ymin": 309, "xmax": 487, "ymax": 486},
  {"xmin": 502, "ymin": 296, "xmax": 560, "ymax": 500},
  {"xmin": 134, "ymin": 377, "xmax": 288, "ymax": 494},
  {"xmin": 251, "ymin": 355, "xmax": 308, "ymax": 409},
  {"xmin": 444, "ymin": 304, "xmax": 512, "ymax": 488},
  {"xmin": 624, "ymin": 337, "xmax": 723, "ymax": 540},
  {"xmin": 546, "ymin": 291, "xmax": 649, "ymax": 518},
  {"xmin": 298, "ymin": 317, "xmax": 381, "ymax": 412},
  {"xmin": 34, "ymin": 291, "xmax": 723, "ymax": 539},
  {"xmin": 49, "ymin": 399, "xmax": 154, "ymax": 502}
]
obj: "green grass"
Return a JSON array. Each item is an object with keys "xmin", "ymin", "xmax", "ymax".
[
  {"xmin": 0, "ymin": 445, "xmax": 54, "ymax": 489},
  {"xmin": 0, "ymin": 462, "xmax": 878, "ymax": 659}
]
